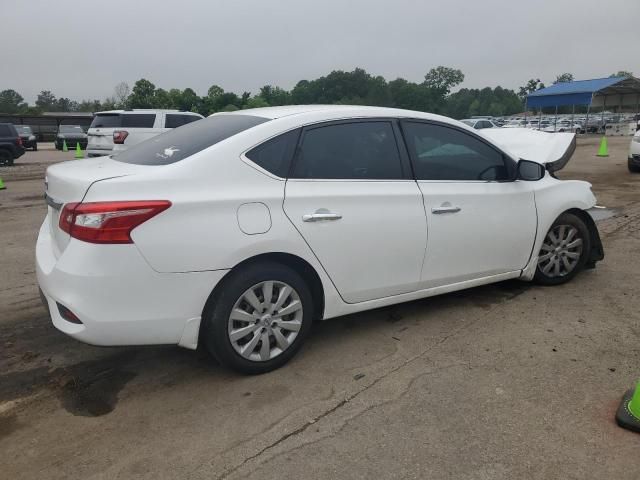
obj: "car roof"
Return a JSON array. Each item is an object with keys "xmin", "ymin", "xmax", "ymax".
[
  {"xmin": 220, "ymin": 104, "xmax": 462, "ymax": 127},
  {"xmin": 95, "ymin": 109, "xmax": 200, "ymax": 114}
]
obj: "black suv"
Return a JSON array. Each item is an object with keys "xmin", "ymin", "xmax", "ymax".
[
  {"xmin": 14, "ymin": 125, "xmax": 37, "ymax": 151},
  {"xmin": 0, "ymin": 123, "xmax": 25, "ymax": 166}
]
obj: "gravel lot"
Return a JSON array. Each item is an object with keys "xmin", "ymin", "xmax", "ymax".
[{"xmin": 1, "ymin": 137, "xmax": 639, "ymax": 479}]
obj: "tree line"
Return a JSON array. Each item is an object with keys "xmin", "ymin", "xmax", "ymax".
[{"xmin": 0, "ymin": 68, "xmax": 633, "ymax": 120}]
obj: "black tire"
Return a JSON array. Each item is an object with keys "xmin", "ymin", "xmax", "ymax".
[
  {"xmin": 628, "ymin": 159, "xmax": 640, "ymax": 173},
  {"xmin": 33, "ymin": 144, "xmax": 38, "ymax": 151},
  {"xmin": 534, "ymin": 213, "xmax": 591, "ymax": 286},
  {"xmin": 0, "ymin": 149, "xmax": 12, "ymax": 167},
  {"xmin": 202, "ymin": 262, "xmax": 314, "ymax": 374}
]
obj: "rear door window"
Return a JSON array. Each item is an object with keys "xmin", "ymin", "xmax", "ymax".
[
  {"xmin": 290, "ymin": 121, "xmax": 404, "ymax": 180},
  {"xmin": 165, "ymin": 114, "xmax": 201, "ymax": 129},
  {"xmin": 113, "ymin": 114, "xmax": 269, "ymax": 165},
  {"xmin": 0, "ymin": 125, "xmax": 12, "ymax": 136},
  {"xmin": 122, "ymin": 114, "xmax": 156, "ymax": 128}
]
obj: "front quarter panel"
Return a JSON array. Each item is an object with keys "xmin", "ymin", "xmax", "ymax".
[{"xmin": 521, "ymin": 175, "xmax": 597, "ymax": 279}]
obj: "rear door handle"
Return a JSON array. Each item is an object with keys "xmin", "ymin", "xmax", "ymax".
[
  {"xmin": 432, "ymin": 206, "xmax": 461, "ymax": 214},
  {"xmin": 302, "ymin": 210, "xmax": 342, "ymax": 222}
]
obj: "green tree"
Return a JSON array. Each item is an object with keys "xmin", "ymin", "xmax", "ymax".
[
  {"xmin": 128, "ymin": 79, "xmax": 156, "ymax": 108},
  {"xmin": 0, "ymin": 89, "xmax": 27, "ymax": 113},
  {"xmin": 55, "ymin": 97, "xmax": 78, "ymax": 112},
  {"xmin": 518, "ymin": 79, "xmax": 545, "ymax": 100},
  {"xmin": 244, "ymin": 96, "xmax": 270, "ymax": 109},
  {"xmin": 423, "ymin": 66, "xmax": 465, "ymax": 95},
  {"xmin": 207, "ymin": 85, "xmax": 224, "ymax": 99},
  {"xmin": 76, "ymin": 99, "xmax": 103, "ymax": 112},
  {"xmin": 553, "ymin": 73, "xmax": 574, "ymax": 84},
  {"xmin": 35, "ymin": 90, "xmax": 57, "ymax": 110},
  {"xmin": 258, "ymin": 85, "xmax": 290, "ymax": 106},
  {"xmin": 610, "ymin": 71, "xmax": 633, "ymax": 78}
]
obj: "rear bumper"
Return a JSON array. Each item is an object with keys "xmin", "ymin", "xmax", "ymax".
[{"xmin": 36, "ymin": 216, "xmax": 228, "ymax": 349}]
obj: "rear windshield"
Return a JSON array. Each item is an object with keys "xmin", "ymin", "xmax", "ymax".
[
  {"xmin": 90, "ymin": 113, "xmax": 156, "ymax": 129},
  {"xmin": 112, "ymin": 114, "xmax": 269, "ymax": 165},
  {"xmin": 15, "ymin": 125, "xmax": 32, "ymax": 134}
]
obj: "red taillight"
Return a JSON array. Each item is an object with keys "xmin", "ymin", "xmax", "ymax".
[
  {"xmin": 113, "ymin": 130, "xmax": 129, "ymax": 144},
  {"xmin": 59, "ymin": 201, "xmax": 171, "ymax": 244},
  {"xmin": 16, "ymin": 137, "xmax": 22, "ymax": 147}
]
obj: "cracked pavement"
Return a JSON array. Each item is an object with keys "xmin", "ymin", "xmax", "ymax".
[{"xmin": 1, "ymin": 138, "xmax": 639, "ymax": 479}]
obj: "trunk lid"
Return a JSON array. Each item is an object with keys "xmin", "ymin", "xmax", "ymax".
[
  {"xmin": 481, "ymin": 128, "xmax": 576, "ymax": 172},
  {"xmin": 45, "ymin": 157, "xmax": 149, "ymax": 256}
]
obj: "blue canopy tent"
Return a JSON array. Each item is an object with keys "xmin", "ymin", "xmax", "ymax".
[{"xmin": 526, "ymin": 76, "xmax": 640, "ymax": 132}]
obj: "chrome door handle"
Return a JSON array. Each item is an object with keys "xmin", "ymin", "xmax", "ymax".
[
  {"xmin": 432, "ymin": 206, "xmax": 461, "ymax": 214},
  {"xmin": 302, "ymin": 211, "xmax": 342, "ymax": 222}
]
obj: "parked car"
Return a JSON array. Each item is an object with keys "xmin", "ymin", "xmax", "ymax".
[
  {"xmin": 86, "ymin": 109, "xmax": 203, "ymax": 158},
  {"xmin": 503, "ymin": 120, "xmax": 527, "ymax": 128},
  {"xmin": 14, "ymin": 125, "xmax": 37, "ymax": 150},
  {"xmin": 629, "ymin": 130, "xmax": 640, "ymax": 172},
  {"xmin": 460, "ymin": 118, "xmax": 498, "ymax": 129},
  {"xmin": 55, "ymin": 125, "xmax": 88, "ymax": 150},
  {"xmin": 37, "ymin": 105, "xmax": 604, "ymax": 374},
  {"xmin": 0, "ymin": 123, "xmax": 25, "ymax": 166}
]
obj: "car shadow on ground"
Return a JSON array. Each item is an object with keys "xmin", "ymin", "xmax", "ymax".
[{"xmin": 0, "ymin": 279, "xmax": 531, "ymax": 419}]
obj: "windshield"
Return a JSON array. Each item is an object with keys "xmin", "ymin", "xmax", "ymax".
[
  {"xmin": 15, "ymin": 125, "xmax": 32, "ymax": 134},
  {"xmin": 113, "ymin": 114, "xmax": 269, "ymax": 165},
  {"xmin": 60, "ymin": 125, "xmax": 84, "ymax": 134}
]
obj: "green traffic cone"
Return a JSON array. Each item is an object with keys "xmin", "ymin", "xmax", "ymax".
[
  {"xmin": 616, "ymin": 380, "xmax": 640, "ymax": 433},
  {"xmin": 75, "ymin": 142, "xmax": 83, "ymax": 159},
  {"xmin": 596, "ymin": 136, "xmax": 608, "ymax": 157},
  {"xmin": 62, "ymin": 140, "xmax": 68, "ymax": 152},
  {"xmin": 0, "ymin": 177, "xmax": 5, "ymax": 190}
]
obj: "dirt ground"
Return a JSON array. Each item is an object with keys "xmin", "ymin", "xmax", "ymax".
[{"xmin": 1, "ymin": 137, "xmax": 639, "ymax": 479}]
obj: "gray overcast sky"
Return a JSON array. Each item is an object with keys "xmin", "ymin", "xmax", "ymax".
[{"xmin": 3, "ymin": 0, "xmax": 639, "ymax": 103}]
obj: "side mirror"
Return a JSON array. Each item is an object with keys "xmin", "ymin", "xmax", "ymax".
[{"xmin": 517, "ymin": 159, "xmax": 545, "ymax": 181}]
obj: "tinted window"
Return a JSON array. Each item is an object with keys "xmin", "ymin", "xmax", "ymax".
[
  {"xmin": 402, "ymin": 122, "xmax": 508, "ymax": 181},
  {"xmin": 0, "ymin": 125, "xmax": 12, "ymax": 136},
  {"xmin": 165, "ymin": 114, "xmax": 201, "ymax": 129},
  {"xmin": 245, "ymin": 129, "xmax": 300, "ymax": 177},
  {"xmin": 291, "ymin": 122, "xmax": 403, "ymax": 179},
  {"xmin": 89, "ymin": 113, "xmax": 156, "ymax": 128},
  {"xmin": 90, "ymin": 114, "xmax": 121, "ymax": 128},
  {"xmin": 15, "ymin": 125, "xmax": 32, "ymax": 134},
  {"xmin": 60, "ymin": 125, "xmax": 84, "ymax": 134},
  {"xmin": 113, "ymin": 114, "xmax": 269, "ymax": 165},
  {"xmin": 122, "ymin": 114, "xmax": 155, "ymax": 128}
]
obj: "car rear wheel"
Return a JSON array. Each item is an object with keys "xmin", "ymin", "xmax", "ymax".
[
  {"xmin": 0, "ymin": 149, "xmax": 13, "ymax": 166},
  {"xmin": 534, "ymin": 213, "xmax": 591, "ymax": 285},
  {"xmin": 202, "ymin": 262, "xmax": 314, "ymax": 374},
  {"xmin": 628, "ymin": 159, "xmax": 640, "ymax": 173}
]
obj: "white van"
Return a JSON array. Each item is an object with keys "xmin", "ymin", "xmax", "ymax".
[{"xmin": 86, "ymin": 109, "xmax": 203, "ymax": 157}]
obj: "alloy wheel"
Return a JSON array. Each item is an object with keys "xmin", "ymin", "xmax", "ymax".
[
  {"xmin": 538, "ymin": 224, "xmax": 583, "ymax": 278},
  {"xmin": 228, "ymin": 281, "xmax": 303, "ymax": 362}
]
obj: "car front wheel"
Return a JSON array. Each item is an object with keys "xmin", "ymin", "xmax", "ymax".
[
  {"xmin": 534, "ymin": 213, "xmax": 591, "ymax": 285},
  {"xmin": 202, "ymin": 262, "xmax": 314, "ymax": 374}
]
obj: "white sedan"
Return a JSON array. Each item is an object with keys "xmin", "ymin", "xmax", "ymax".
[{"xmin": 37, "ymin": 106, "xmax": 604, "ymax": 374}]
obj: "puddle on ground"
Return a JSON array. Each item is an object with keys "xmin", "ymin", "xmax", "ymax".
[
  {"xmin": 60, "ymin": 368, "xmax": 136, "ymax": 417},
  {"xmin": 0, "ymin": 351, "xmax": 138, "ymax": 418},
  {"xmin": 0, "ymin": 415, "xmax": 23, "ymax": 440}
]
